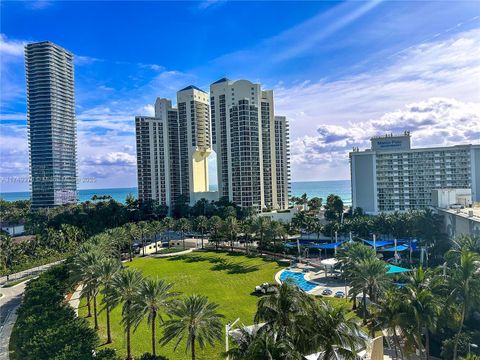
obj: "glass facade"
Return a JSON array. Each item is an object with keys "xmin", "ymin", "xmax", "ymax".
[{"xmin": 25, "ymin": 41, "xmax": 77, "ymax": 208}]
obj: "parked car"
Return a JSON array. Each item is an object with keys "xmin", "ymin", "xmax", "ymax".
[
  {"xmin": 322, "ymin": 288, "xmax": 333, "ymax": 296},
  {"xmin": 334, "ymin": 291, "xmax": 345, "ymax": 298}
]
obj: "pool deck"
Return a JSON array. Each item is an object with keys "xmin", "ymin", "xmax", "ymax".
[{"xmin": 275, "ymin": 267, "xmax": 350, "ymax": 297}]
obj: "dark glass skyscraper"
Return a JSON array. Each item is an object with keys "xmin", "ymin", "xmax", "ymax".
[{"xmin": 25, "ymin": 41, "xmax": 77, "ymax": 208}]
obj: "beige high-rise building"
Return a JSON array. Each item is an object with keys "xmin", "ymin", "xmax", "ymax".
[
  {"xmin": 176, "ymin": 86, "xmax": 211, "ymax": 201},
  {"xmin": 210, "ymin": 78, "xmax": 290, "ymax": 210}
]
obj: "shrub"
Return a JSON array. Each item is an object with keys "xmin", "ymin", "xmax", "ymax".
[
  {"xmin": 10, "ymin": 264, "xmax": 98, "ymax": 360},
  {"xmin": 94, "ymin": 349, "xmax": 121, "ymax": 360},
  {"xmin": 138, "ymin": 353, "xmax": 170, "ymax": 360}
]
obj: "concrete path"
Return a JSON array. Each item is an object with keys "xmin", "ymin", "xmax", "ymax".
[
  {"xmin": 68, "ymin": 284, "xmax": 83, "ymax": 317},
  {"xmin": 0, "ymin": 260, "xmax": 63, "ymax": 360},
  {"xmin": 0, "ymin": 260, "xmax": 64, "ymax": 286},
  {"xmin": 0, "ymin": 280, "xmax": 29, "ymax": 360},
  {"xmin": 150, "ymin": 248, "xmax": 193, "ymax": 257}
]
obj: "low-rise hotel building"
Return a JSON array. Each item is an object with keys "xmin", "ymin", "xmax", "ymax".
[{"xmin": 350, "ymin": 132, "xmax": 480, "ymax": 214}]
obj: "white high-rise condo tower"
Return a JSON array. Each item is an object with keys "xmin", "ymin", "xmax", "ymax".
[
  {"xmin": 25, "ymin": 41, "xmax": 77, "ymax": 208},
  {"xmin": 135, "ymin": 85, "xmax": 215, "ymax": 211},
  {"xmin": 210, "ymin": 78, "xmax": 290, "ymax": 210}
]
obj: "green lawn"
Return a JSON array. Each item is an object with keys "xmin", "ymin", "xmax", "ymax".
[{"xmin": 79, "ymin": 251, "xmax": 283, "ymax": 360}]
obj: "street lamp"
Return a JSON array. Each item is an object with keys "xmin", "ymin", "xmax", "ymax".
[{"xmin": 225, "ymin": 317, "xmax": 240, "ymax": 360}]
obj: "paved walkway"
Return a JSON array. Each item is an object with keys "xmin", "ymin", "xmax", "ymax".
[
  {"xmin": 0, "ymin": 260, "xmax": 64, "ymax": 286},
  {"xmin": 0, "ymin": 260, "xmax": 63, "ymax": 360},
  {"xmin": 0, "ymin": 280, "xmax": 29, "ymax": 360},
  {"xmin": 68, "ymin": 284, "xmax": 83, "ymax": 317},
  {"xmin": 151, "ymin": 248, "xmax": 193, "ymax": 258}
]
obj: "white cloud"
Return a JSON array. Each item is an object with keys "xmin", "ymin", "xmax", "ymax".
[
  {"xmin": 270, "ymin": 28, "xmax": 480, "ymax": 180},
  {"xmin": 0, "ymin": 34, "xmax": 25, "ymax": 56},
  {"xmin": 83, "ymin": 152, "xmax": 136, "ymax": 166},
  {"xmin": 290, "ymin": 97, "xmax": 480, "ymax": 181},
  {"xmin": 197, "ymin": 0, "xmax": 226, "ymax": 10},
  {"xmin": 275, "ymin": 28, "xmax": 480, "ymax": 139}
]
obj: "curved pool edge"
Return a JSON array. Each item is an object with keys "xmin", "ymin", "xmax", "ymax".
[{"xmin": 275, "ymin": 268, "xmax": 321, "ymax": 295}]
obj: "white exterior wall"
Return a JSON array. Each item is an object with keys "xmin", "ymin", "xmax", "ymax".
[
  {"xmin": 350, "ymin": 137, "xmax": 480, "ymax": 214},
  {"xmin": 210, "ymin": 79, "xmax": 265, "ymax": 209}
]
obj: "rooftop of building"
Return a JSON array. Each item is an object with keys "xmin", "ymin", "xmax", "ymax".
[
  {"xmin": 211, "ymin": 77, "xmax": 230, "ymax": 84},
  {"xmin": 437, "ymin": 205, "xmax": 480, "ymax": 222},
  {"xmin": 178, "ymin": 85, "xmax": 207, "ymax": 93},
  {"xmin": 370, "ymin": 131, "xmax": 411, "ymax": 140},
  {"xmin": 25, "ymin": 41, "xmax": 72, "ymax": 55}
]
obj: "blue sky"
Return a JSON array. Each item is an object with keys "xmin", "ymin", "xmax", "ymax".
[{"xmin": 1, "ymin": 0, "xmax": 479, "ymax": 191}]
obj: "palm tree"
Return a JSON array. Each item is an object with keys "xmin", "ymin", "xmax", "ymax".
[
  {"xmin": 133, "ymin": 278, "xmax": 177, "ymax": 356},
  {"xmin": 267, "ymin": 221, "xmax": 286, "ymax": 257},
  {"xmin": 448, "ymin": 250, "xmax": 480, "ymax": 360},
  {"xmin": 124, "ymin": 223, "xmax": 140, "ymax": 261},
  {"xmin": 98, "ymin": 257, "xmax": 122, "ymax": 344},
  {"xmin": 160, "ymin": 294, "xmax": 224, "ymax": 360},
  {"xmin": 372, "ymin": 288, "xmax": 405, "ymax": 358},
  {"xmin": 195, "ymin": 215, "xmax": 208, "ymax": 250},
  {"xmin": 300, "ymin": 300, "xmax": 367, "ymax": 359},
  {"xmin": 162, "ymin": 217, "xmax": 175, "ymax": 247},
  {"xmin": 349, "ymin": 257, "xmax": 390, "ymax": 323},
  {"xmin": 254, "ymin": 282, "xmax": 310, "ymax": 338},
  {"xmin": 74, "ymin": 248, "xmax": 104, "ymax": 328},
  {"xmin": 208, "ymin": 216, "xmax": 223, "ymax": 251},
  {"xmin": 337, "ymin": 242, "xmax": 377, "ymax": 309},
  {"xmin": 240, "ymin": 219, "xmax": 253, "ymax": 254},
  {"xmin": 106, "ymin": 268, "xmax": 144, "ymax": 360},
  {"xmin": 137, "ymin": 221, "xmax": 149, "ymax": 256},
  {"xmin": 176, "ymin": 218, "xmax": 192, "ymax": 250},
  {"xmin": 228, "ymin": 330, "xmax": 301, "ymax": 360},
  {"xmin": 151, "ymin": 220, "xmax": 165, "ymax": 253},
  {"xmin": 222, "ymin": 216, "xmax": 239, "ymax": 252},
  {"xmin": 401, "ymin": 267, "xmax": 442, "ymax": 359},
  {"xmin": 252, "ymin": 216, "xmax": 270, "ymax": 250}
]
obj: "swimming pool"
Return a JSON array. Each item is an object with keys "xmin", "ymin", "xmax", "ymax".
[{"xmin": 279, "ymin": 270, "xmax": 319, "ymax": 292}]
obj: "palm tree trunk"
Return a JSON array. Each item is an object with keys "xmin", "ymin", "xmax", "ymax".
[
  {"xmin": 191, "ymin": 334, "xmax": 196, "ymax": 360},
  {"xmin": 126, "ymin": 323, "xmax": 132, "ymax": 360},
  {"xmin": 201, "ymin": 230, "xmax": 204, "ymax": 249},
  {"xmin": 362, "ymin": 291, "xmax": 367, "ymax": 324},
  {"xmin": 453, "ymin": 306, "xmax": 466, "ymax": 360},
  {"xmin": 392, "ymin": 330, "xmax": 399, "ymax": 359},
  {"xmin": 425, "ymin": 328, "xmax": 430, "ymax": 360},
  {"xmin": 106, "ymin": 306, "xmax": 112, "ymax": 343},
  {"xmin": 87, "ymin": 293, "xmax": 92, "ymax": 317},
  {"xmin": 151, "ymin": 311, "xmax": 157, "ymax": 356},
  {"xmin": 93, "ymin": 294, "xmax": 99, "ymax": 330}
]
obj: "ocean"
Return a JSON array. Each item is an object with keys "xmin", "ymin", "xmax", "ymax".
[{"xmin": 0, "ymin": 180, "xmax": 351, "ymax": 205}]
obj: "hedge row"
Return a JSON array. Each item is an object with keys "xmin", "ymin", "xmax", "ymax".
[{"xmin": 9, "ymin": 263, "xmax": 99, "ymax": 360}]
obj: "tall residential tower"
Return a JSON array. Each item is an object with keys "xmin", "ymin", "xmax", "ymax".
[
  {"xmin": 25, "ymin": 41, "xmax": 77, "ymax": 208},
  {"xmin": 135, "ymin": 86, "xmax": 214, "ymax": 210},
  {"xmin": 210, "ymin": 78, "xmax": 290, "ymax": 210}
]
